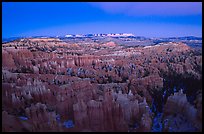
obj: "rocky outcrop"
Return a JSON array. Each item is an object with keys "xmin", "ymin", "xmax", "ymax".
[
  {"xmin": 2, "ymin": 50, "xmax": 16, "ymax": 70},
  {"xmin": 73, "ymin": 90, "xmax": 128, "ymax": 132},
  {"xmin": 102, "ymin": 41, "xmax": 118, "ymax": 47},
  {"xmin": 163, "ymin": 90, "xmax": 202, "ymax": 131}
]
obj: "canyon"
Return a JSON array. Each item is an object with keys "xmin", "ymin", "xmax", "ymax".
[{"xmin": 2, "ymin": 37, "xmax": 202, "ymax": 132}]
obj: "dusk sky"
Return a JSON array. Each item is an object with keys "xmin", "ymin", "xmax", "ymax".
[{"xmin": 2, "ymin": 2, "xmax": 202, "ymax": 38}]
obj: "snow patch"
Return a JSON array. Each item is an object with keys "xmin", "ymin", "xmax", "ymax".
[
  {"xmin": 63, "ymin": 120, "xmax": 74, "ymax": 128},
  {"xmin": 19, "ymin": 116, "xmax": 28, "ymax": 120}
]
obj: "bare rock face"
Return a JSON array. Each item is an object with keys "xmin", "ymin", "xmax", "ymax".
[
  {"xmin": 129, "ymin": 74, "xmax": 163, "ymax": 103},
  {"xmin": 195, "ymin": 93, "xmax": 202, "ymax": 123},
  {"xmin": 2, "ymin": 103, "xmax": 62, "ymax": 132},
  {"xmin": 33, "ymin": 66, "xmax": 39, "ymax": 74},
  {"xmin": 2, "ymin": 50, "xmax": 16, "ymax": 70},
  {"xmin": 24, "ymin": 103, "xmax": 62, "ymax": 132},
  {"xmin": 102, "ymin": 41, "xmax": 118, "ymax": 47},
  {"xmin": 2, "ymin": 111, "xmax": 32, "ymax": 132},
  {"xmin": 73, "ymin": 100, "xmax": 89, "ymax": 129},
  {"xmin": 2, "ymin": 70, "xmax": 17, "ymax": 82},
  {"xmin": 73, "ymin": 91, "xmax": 129, "ymax": 132},
  {"xmin": 113, "ymin": 91, "xmax": 137, "ymax": 121},
  {"xmin": 164, "ymin": 90, "xmax": 188, "ymax": 115},
  {"xmin": 163, "ymin": 90, "xmax": 202, "ymax": 132},
  {"xmin": 140, "ymin": 113, "xmax": 152, "ymax": 132}
]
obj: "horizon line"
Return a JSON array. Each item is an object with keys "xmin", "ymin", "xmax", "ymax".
[{"xmin": 2, "ymin": 34, "xmax": 202, "ymax": 39}]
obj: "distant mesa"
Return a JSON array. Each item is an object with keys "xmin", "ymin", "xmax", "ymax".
[
  {"xmin": 64, "ymin": 33, "xmax": 135, "ymax": 38},
  {"xmin": 107, "ymin": 33, "xmax": 134, "ymax": 37}
]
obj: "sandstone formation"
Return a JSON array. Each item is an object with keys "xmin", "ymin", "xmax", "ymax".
[{"xmin": 2, "ymin": 38, "xmax": 202, "ymax": 132}]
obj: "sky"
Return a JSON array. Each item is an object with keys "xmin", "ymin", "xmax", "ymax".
[{"xmin": 2, "ymin": 2, "xmax": 202, "ymax": 38}]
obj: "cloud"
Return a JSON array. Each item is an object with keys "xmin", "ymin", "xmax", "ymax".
[{"xmin": 89, "ymin": 2, "xmax": 202, "ymax": 16}]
